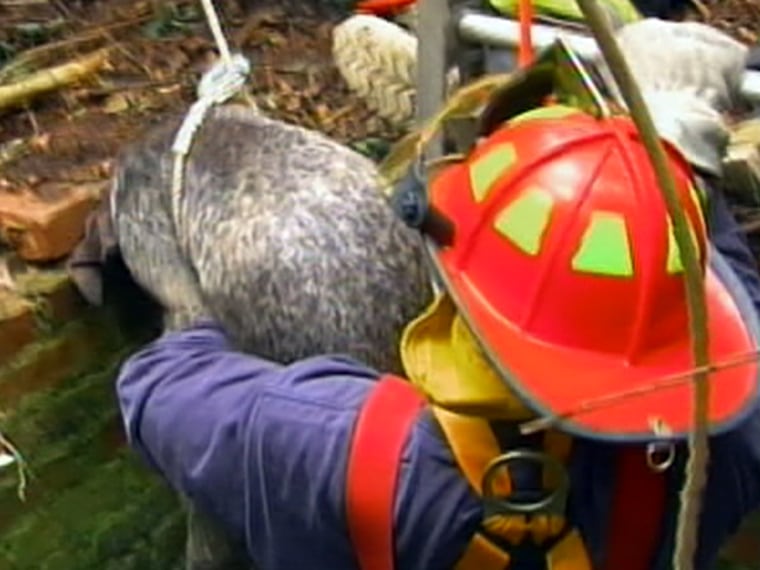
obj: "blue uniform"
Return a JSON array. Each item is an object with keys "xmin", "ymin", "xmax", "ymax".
[{"xmin": 116, "ymin": 189, "xmax": 760, "ymax": 570}]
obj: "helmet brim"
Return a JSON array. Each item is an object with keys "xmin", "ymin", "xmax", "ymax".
[{"xmin": 432, "ymin": 240, "xmax": 760, "ymax": 442}]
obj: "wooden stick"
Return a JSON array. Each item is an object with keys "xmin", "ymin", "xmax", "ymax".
[
  {"xmin": 573, "ymin": 2, "xmax": 710, "ymax": 569},
  {"xmin": 0, "ymin": 48, "xmax": 110, "ymax": 114}
]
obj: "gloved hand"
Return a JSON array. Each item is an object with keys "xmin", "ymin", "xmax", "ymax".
[{"xmin": 596, "ymin": 18, "xmax": 748, "ymax": 176}]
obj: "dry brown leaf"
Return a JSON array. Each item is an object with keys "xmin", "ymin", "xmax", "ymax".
[{"xmin": 103, "ymin": 92, "xmax": 131, "ymax": 114}]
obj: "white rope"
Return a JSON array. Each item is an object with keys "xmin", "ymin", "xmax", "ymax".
[
  {"xmin": 0, "ymin": 429, "xmax": 27, "ymax": 501},
  {"xmin": 199, "ymin": 0, "xmax": 232, "ymax": 62},
  {"xmin": 170, "ymin": 0, "xmax": 251, "ymax": 245}
]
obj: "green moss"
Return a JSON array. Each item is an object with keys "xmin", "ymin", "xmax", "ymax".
[
  {"xmin": 87, "ymin": 482, "xmax": 180, "ymax": 561},
  {"xmin": 3, "ymin": 451, "xmax": 181, "ymax": 569},
  {"xmin": 0, "ymin": 341, "xmax": 135, "ymax": 463},
  {"xmin": 1, "ymin": 354, "xmax": 120, "ymax": 448},
  {"xmin": 0, "ymin": 270, "xmax": 168, "ymax": 568},
  {"xmin": 0, "ymin": 312, "xmax": 125, "ymax": 407},
  {"xmin": 86, "ymin": 506, "xmax": 186, "ymax": 570},
  {"xmin": 0, "ymin": 341, "xmax": 144, "ymax": 532},
  {"xmin": 144, "ymin": 509, "xmax": 185, "ymax": 568},
  {"xmin": 13, "ymin": 271, "xmax": 70, "ymax": 298},
  {"xmin": 14, "ymin": 271, "xmax": 72, "ymax": 334},
  {"xmin": 100, "ymin": 549, "xmax": 154, "ymax": 570},
  {"xmin": 0, "ymin": 426, "xmax": 120, "ymax": 535}
]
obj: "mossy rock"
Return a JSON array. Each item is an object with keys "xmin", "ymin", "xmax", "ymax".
[
  {"xmin": 2, "ymin": 451, "xmax": 182, "ymax": 569},
  {"xmin": 0, "ymin": 341, "xmax": 147, "ymax": 533},
  {"xmin": 0, "ymin": 309, "xmax": 142, "ymax": 411}
]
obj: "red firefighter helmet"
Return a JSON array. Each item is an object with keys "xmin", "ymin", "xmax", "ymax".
[{"xmin": 424, "ymin": 106, "xmax": 760, "ymax": 440}]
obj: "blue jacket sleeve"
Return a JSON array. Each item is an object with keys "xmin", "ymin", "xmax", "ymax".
[
  {"xmin": 116, "ymin": 322, "xmax": 478, "ymax": 569},
  {"xmin": 116, "ymin": 322, "xmax": 381, "ymax": 556}
]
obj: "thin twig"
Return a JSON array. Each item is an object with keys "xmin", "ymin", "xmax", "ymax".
[
  {"xmin": 690, "ymin": 0, "xmax": 712, "ymax": 21},
  {"xmin": 0, "ymin": 15, "xmax": 150, "ymax": 84},
  {"xmin": 0, "ymin": 429, "xmax": 28, "ymax": 501},
  {"xmin": 520, "ymin": 351, "xmax": 760, "ymax": 435},
  {"xmin": 0, "ymin": 48, "xmax": 111, "ymax": 113}
]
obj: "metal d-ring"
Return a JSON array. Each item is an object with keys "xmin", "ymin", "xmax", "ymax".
[
  {"xmin": 646, "ymin": 417, "xmax": 676, "ymax": 473},
  {"xmin": 481, "ymin": 449, "xmax": 570, "ymax": 517},
  {"xmin": 646, "ymin": 441, "xmax": 675, "ymax": 473}
]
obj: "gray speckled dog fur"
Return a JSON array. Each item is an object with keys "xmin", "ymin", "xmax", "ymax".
[
  {"xmin": 113, "ymin": 103, "xmax": 432, "ymax": 373},
  {"xmin": 112, "ymin": 103, "xmax": 433, "ymax": 569}
]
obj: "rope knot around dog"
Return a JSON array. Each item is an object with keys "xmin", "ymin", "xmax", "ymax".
[{"xmin": 169, "ymin": 0, "xmax": 251, "ymax": 245}]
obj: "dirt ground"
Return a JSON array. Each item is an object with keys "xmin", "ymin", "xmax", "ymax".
[
  {"xmin": 697, "ymin": 0, "xmax": 760, "ymax": 42},
  {"xmin": 0, "ymin": 0, "xmax": 759, "ymax": 204},
  {"xmin": 0, "ymin": 0, "xmax": 398, "ymax": 203}
]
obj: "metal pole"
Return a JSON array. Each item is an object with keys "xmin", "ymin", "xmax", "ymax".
[
  {"xmin": 415, "ymin": 0, "xmax": 451, "ymax": 158},
  {"xmin": 457, "ymin": 12, "xmax": 760, "ymax": 103}
]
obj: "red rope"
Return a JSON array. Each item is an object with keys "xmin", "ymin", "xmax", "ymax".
[{"xmin": 517, "ymin": 0, "xmax": 535, "ymax": 67}]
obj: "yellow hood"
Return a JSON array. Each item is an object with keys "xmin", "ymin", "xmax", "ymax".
[{"xmin": 401, "ymin": 293, "xmax": 533, "ymax": 420}]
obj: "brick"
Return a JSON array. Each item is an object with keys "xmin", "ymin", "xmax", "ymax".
[
  {"xmin": 0, "ymin": 272, "xmax": 89, "ymax": 364},
  {"xmin": 0, "ymin": 311, "xmax": 125, "ymax": 409},
  {"xmin": 0, "ymin": 183, "xmax": 101, "ymax": 262},
  {"xmin": 1, "ymin": 347, "xmax": 123, "ymax": 448}
]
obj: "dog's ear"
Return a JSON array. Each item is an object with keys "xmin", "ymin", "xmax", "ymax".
[{"xmin": 67, "ymin": 194, "xmax": 163, "ymax": 335}]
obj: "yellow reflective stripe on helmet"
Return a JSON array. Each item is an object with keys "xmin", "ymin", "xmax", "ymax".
[
  {"xmin": 572, "ymin": 211, "xmax": 634, "ymax": 277},
  {"xmin": 470, "ymin": 143, "xmax": 517, "ymax": 203},
  {"xmin": 494, "ymin": 186, "xmax": 555, "ymax": 256},
  {"xmin": 488, "ymin": 0, "xmax": 641, "ymax": 25},
  {"xmin": 508, "ymin": 105, "xmax": 583, "ymax": 126},
  {"xmin": 688, "ymin": 182, "xmax": 708, "ymax": 239},
  {"xmin": 666, "ymin": 217, "xmax": 699, "ymax": 274}
]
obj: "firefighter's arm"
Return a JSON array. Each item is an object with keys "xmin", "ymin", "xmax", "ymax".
[{"xmin": 115, "ymin": 321, "xmax": 381, "ymax": 553}]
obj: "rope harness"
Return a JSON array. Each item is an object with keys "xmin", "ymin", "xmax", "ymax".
[
  {"xmin": 168, "ymin": 0, "xmax": 251, "ymax": 248},
  {"xmin": 346, "ymin": 376, "xmax": 669, "ymax": 570}
]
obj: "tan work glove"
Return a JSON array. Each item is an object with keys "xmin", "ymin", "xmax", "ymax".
[{"xmin": 597, "ymin": 18, "xmax": 748, "ymax": 176}]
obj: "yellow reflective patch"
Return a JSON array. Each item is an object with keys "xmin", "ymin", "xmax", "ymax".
[
  {"xmin": 666, "ymin": 217, "xmax": 700, "ymax": 274},
  {"xmin": 508, "ymin": 105, "xmax": 583, "ymax": 126},
  {"xmin": 469, "ymin": 143, "xmax": 517, "ymax": 203},
  {"xmin": 494, "ymin": 187, "xmax": 554, "ymax": 255},
  {"xmin": 689, "ymin": 182, "xmax": 708, "ymax": 237},
  {"xmin": 572, "ymin": 212, "xmax": 634, "ymax": 277}
]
